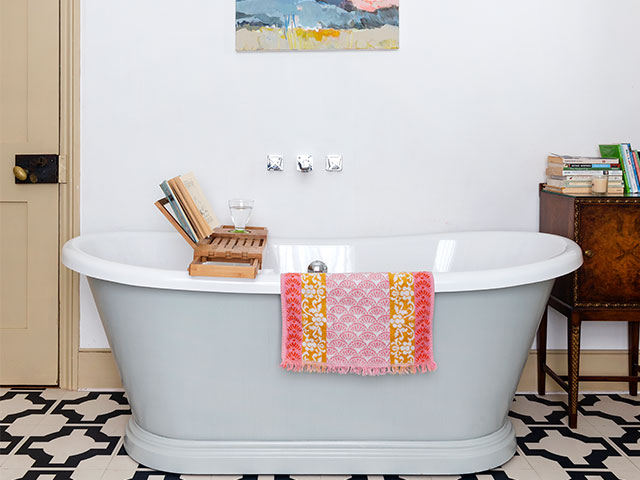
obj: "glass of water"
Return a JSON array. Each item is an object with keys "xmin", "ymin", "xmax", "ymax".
[{"xmin": 228, "ymin": 199, "xmax": 254, "ymax": 233}]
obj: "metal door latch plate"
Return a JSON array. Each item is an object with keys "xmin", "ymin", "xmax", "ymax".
[{"xmin": 14, "ymin": 154, "xmax": 59, "ymax": 184}]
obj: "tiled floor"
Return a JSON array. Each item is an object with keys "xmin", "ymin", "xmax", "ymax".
[{"xmin": 1, "ymin": 389, "xmax": 640, "ymax": 479}]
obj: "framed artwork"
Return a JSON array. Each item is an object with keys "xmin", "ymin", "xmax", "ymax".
[{"xmin": 236, "ymin": 0, "xmax": 399, "ymax": 52}]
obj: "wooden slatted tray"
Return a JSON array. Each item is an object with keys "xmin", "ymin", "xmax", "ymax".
[
  {"xmin": 190, "ymin": 226, "xmax": 268, "ymax": 278},
  {"xmin": 155, "ymin": 198, "xmax": 268, "ymax": 279}
]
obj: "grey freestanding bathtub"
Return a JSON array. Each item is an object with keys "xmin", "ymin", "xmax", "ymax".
[{"xmin": 62, "ymin": 230, "xmax": 582, "ymax": 475}]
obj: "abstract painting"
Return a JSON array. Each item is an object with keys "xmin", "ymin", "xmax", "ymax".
[{"xmin": 236, "ymin": 0, "xmax": 399, "ymax": 52}]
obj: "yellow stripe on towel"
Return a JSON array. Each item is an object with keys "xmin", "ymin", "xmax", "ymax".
[
  {"xmin": 301, "ymin": 273, "xmax": 327, "ymax": 364},
  {"xmin": 388, "ymin": 272, "xmax": 416, "ymax": 366}
]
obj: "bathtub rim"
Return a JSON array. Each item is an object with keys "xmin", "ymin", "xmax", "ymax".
[{"xmin": 62, "ymin": 230, "xmax": 582, "ymax": 294}]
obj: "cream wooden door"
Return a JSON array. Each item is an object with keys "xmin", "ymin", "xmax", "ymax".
[{"xmin": 0, "ymin": 0, "xmax": 59, "ymax": 384}]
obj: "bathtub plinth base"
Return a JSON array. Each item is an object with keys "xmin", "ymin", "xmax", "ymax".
[{"xmin": 124, "ymin": 418, "xmax": 516, "ymax": 475}]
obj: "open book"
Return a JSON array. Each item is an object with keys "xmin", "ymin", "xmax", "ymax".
[{"xmin": 159, "ymin": 173, "xmax": 220, "ymax": 242}]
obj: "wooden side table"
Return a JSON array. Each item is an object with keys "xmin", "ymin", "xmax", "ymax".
[{"xmin": 538, "ymin": 187, "xmax": 640, "ymax": 428}]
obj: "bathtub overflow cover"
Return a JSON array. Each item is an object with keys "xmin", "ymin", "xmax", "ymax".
[{"xmin": 307, "ymin": 260, "xmax": 328, "ymax": 274}]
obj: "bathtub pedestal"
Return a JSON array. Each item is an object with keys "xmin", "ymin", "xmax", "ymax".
[{"xmin": 123, "ymin": 418, "xmax": 516, "ymax": 475}]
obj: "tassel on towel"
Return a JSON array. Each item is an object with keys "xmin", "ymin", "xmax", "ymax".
[{"xmin": 280, "ymin": 272, "xmax": 436, "ymax": 376}]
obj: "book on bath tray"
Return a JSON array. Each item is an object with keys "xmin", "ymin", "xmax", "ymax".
[
  {"xmin": 159, "ymin": 173, "xmax": 220, "ymax": 242},
  {"xmin": 543, "ymin": 152, "xmax": 625, "ymax": 195}
]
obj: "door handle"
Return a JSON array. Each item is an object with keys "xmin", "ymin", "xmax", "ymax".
[
  {"xmin": 13, "ymin": 166, "xmax": 28, "ymax": 181},
  {"xmin": 584, "ymin": 250, "xmax": 594, "ymax": 258},
  {"xmin": 13, "ymin": 166, "xmax": 39, "ymax": 183}
]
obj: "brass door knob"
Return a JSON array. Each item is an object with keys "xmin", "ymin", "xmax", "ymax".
[
  {"xmin": 13, "ymin": 166, "xmax": 28, "ymax": 181},
  {"xmin": 584, "ymin": 250, "xmax": 594, "ymax": 258}
]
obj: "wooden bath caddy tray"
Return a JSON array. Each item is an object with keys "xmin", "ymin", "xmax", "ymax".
[
  {"xmin": 155, "ymin": 198, "xmax": 268, "ymax": 279},
  {"xmin": 190, "ymin": 226, "xmax": 268, "ymax": 278}
]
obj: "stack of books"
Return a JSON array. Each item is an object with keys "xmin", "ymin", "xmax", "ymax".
[
  {"xmin": 599, "ymin": 143, "xmax": 640, "ymax": 194},
  {"xmin": 159, "ymin": 172, "xmax": 220, "ymax": 242},
  {"xmin": 544, "ymin": 154, "xmax": 624, "ymax": 194}
]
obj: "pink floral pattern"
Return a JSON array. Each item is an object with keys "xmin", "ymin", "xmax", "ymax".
[
  {"xmin": 414, "ymin": 271, "xmax": 436, "ymax": 371},
  {"xmin": 281, "ymin": 272, "xmax": 436, "ymax": 375},
  {"xmin": 326, "ymin": 272, "xmax": 390, "ymax": 372},
  {"xmin": 281, "ymin": 273, "xmax": 303, "ymax": 369}
]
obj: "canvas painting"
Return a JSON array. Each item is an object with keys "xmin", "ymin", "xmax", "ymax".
[{"xmin": 236, "ymin": 0, "xmax": 399, "ymax": 52}]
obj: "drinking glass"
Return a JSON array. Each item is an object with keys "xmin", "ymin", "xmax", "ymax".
[{"xmin": 228, "ymin": 199, "xmax": 254, "ymax": 233}]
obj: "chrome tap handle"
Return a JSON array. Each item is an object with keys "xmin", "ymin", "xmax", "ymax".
[{"xmin": 297, "ymin": 155, "xmax": 313, "ymax": 173}]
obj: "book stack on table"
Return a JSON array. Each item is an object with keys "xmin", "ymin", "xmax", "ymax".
[
  {"xmin": 598, "ymin": 143, "xmax": 640, "ymax": 194},
  {"xmin": 543, "ymin": 153, "xmax": 624, "ymax": 195}
]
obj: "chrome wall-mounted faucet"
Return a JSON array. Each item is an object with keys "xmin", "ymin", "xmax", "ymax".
[
  {"xmin": 267, "ymin": 155, "xmax": 284, "ymax": 171},
  {"xmin": 325, "ymin": 154, "xmax": 343, "ymax": 172},
  {"xmin": 297, "ymin": 155, "xmax": 313, "ymax": 173},
  {"xmin": 267, "ymin": 153, "xmax": 343, "ymax": 173}
]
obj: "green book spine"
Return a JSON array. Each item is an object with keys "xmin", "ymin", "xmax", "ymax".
[{"xmin": 599, "ymin": 144, "xmax": 630, "ymax": 193}]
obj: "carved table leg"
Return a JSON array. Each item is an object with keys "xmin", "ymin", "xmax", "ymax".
[
  {"xmin": 629, "ymin": 322, "xmax": 639, "ymax": 396},
  {"xmin": 537, "ymin": 307, "xmax": 548, "ymax": 395},
  {"xmin": 567, "ymin": 311, "xmax": 581, "ymax": 429}
]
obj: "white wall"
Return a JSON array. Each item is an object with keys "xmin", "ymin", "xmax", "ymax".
[{"xmin": 80, "ymin": 0, "xmax": 640, "ymax": 348}]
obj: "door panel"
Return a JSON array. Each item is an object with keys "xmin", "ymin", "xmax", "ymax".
[
  {"xmin": 577, "ymin": 203, "xmax": 640, "ymax": 305},
  {"xmin": 0, "ymin": 0, "xmax": 59, "ymax": 385},
  {"xmin": 0, "ymin": 202, "xmax": 27, "ymax": 329},
  {"xmin": 0, "ymin": 0, "xmax": 28, "ymax": 143}
]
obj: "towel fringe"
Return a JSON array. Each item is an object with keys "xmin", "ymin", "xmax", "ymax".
[
  {"xmin": 426, "ymin": 358, "xmax": 438, "ymax": 372},
  {"xmin": 280, "ymin": 360, "xmax": 437, "ymax": 376}
]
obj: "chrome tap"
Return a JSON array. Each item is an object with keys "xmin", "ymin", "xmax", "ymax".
[{"xmin": 297, "ymin": 155, "xmax": 313, "ymax": 173}]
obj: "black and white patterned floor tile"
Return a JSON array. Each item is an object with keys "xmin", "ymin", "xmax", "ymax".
[
  {"xmin": 51, "ymin": 392, "xmax": 130, "ymax": 425},
  {"xmin": 509, "ymin": 394, "xmax": 569, "ymax": 426},
  {"xmin": 0, "ymin": 390, "xmax": 57, "ymax": 424},
  {"xmin": 2, "ymin": 389, "xmax": 640, "ymax": 480},
  {"xmin": 517, "ymin": 426, "xmax": 622, "ymax": 469},
  {"xmin": 10, "ymin": 471, "xmax": 76, "ymax": 479},
  {"xmin": 16, "ymin": 425, "xmax": 120, "ymax": 468},
  {"xmin": 580, "ymin": 395, "xmax": 640, "ymax": 426},
  {"xmin": 609, "ymin": 427, "xmax": 640, "ymax": 458},
  {"xmin": 1, "ymin": 425, "xmax": 24, "ymax": 456}
]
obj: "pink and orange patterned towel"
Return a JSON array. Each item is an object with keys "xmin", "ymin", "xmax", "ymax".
[{"xmin": 280, "ymin": 272, "xmax": 436, "ymax": 376}]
